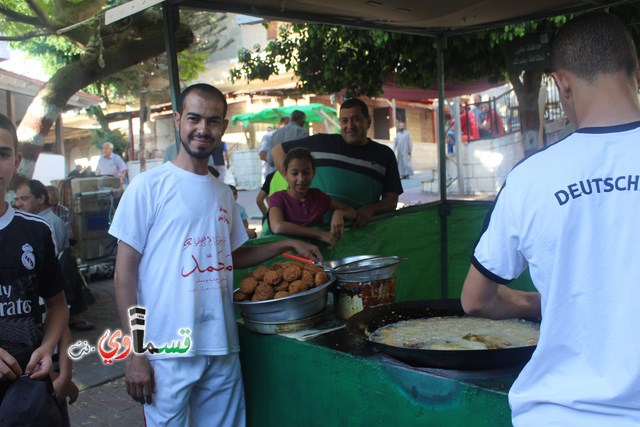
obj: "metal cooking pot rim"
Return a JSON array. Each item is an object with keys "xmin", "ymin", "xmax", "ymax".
[{"xmin": 334, "ymin": 256, "xmax": 401, "ymax": 274}]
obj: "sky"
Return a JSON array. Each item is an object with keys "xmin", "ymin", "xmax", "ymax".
[{"xmin": 0, "ymin": 47, "xmax": 50, "ymax": 82}]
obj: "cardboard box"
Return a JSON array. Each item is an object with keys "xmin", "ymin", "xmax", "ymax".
[
  {"xmin": 73, "ymin": 236, "xmax": 117, "ymax": 260},
  {"xmin": 72, "ymin": 211, "xmax": 111, "ymax": 240},
  {"xmin": 71, "ymin": 193, "xmax": 114, "ymax": 214},
  {"xmin": 70, "ymin": 177, "xmax": 121, "ymax": 194}
]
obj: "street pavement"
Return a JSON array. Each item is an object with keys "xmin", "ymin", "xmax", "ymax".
[{"xmin": 66, "ymin": 170, "xmax": 438, "ymax": 426}]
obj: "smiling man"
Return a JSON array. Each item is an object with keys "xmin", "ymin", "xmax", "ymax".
[
  {"xmin": 109, "ymin": 83, "xmax": 322, "ymax": 426},
  {"xmin": 271, "ymin": 98, "xmax": 403, "ymax": 227}
]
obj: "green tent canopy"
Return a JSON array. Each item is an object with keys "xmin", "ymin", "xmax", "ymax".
[{"xmin": 231, "ymin": 103, "xmax": 337, "ymax": 127}]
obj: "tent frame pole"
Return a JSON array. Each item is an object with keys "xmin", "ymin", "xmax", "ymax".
[{"xmin": 436, "ymin": 35, "xmax": 450, "ymax": 299}]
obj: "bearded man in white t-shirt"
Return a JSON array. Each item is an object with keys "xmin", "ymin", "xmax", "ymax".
[
  {"xmin": 461, "ymin": 12, "xmax": 640, "ymax": 426},
  {"xmin": 109, "ymin": 83, "xmax": 322, "ymax": 426}
]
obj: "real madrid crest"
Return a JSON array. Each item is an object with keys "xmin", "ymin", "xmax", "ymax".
[{"xmin": 21, "ymin": 243, "xmax": 35, "ymax": 270}]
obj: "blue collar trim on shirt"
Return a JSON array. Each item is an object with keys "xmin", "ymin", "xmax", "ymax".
[{"xmin": 576, "ymin": 120, "xmax": 640, "ymax": 134}]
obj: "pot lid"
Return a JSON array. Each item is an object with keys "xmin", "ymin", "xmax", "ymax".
[{"xmin": 334, "ymin": 256, "xmax": 401, "ymax": 275}]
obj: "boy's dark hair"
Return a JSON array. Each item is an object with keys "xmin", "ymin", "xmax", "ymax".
[
  {"xmin": 177, "ymin": 84, "xmax": 228, "ymax": 117},
  {"xmin": 25, "ymin": 179, "xmax": 49, "ymax": 205},
  {"xmin": 551, "ymin": 12, "xmax": 637, "ymax": 82},
  {"xmin": 284, "ymin": 147, "xmax": 316, "ymax": 171},
  {"xmin": 0, "ymin": 113, "xmax": 19, "ymax": 151},
  {"xmin": 340, "ymin": 98, "xmax": 370, "ymax": 120}
]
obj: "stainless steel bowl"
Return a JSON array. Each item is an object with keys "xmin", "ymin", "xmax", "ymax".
[{"xmin": 234, "ymin": 273, "xmax": 335, "ymax": 322}]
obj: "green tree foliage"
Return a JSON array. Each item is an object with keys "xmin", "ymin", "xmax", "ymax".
[
  {"xmin": 0, "ymin": 1, "xmax": 230, "ymax": 182},
  {"xmin": 231, "ymin": 23, "xmax": 508, "ymax": 98}
]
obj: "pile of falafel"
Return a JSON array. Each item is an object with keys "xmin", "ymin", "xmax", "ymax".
[{"xmin": 234, "ymin": 261, "xmax": 330, "ymax": 302}]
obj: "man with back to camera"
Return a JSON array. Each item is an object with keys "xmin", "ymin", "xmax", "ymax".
[
  {"xmin": 109, "ymin": 83, "xmax": 322, "ymax": 426},
  {"xmin": 461, "ymin": 12, "xmax": 640, "ymax": 426},
  {"xmin": 264, "ymin": 110, "xmax": 308, "ymax": 169},
  {"xmin": 271, "ymin": 98, "xmax": 403, "ymax": 227}
]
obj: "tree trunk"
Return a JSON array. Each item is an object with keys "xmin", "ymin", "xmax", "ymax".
[
  {"xmin": 509, "ymin": 69, "xmax": 544, "ymax": 157},
  {"xmin": 14, "ymin": 19, "xmax": 193, "ymax": 186}
]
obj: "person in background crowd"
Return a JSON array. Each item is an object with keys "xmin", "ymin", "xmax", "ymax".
[
  {"xmin": 211, "ymin": 141, "xmax": 230, "ymax": 182},
  {"xmin": 79, "ymin": 166, "xmax": 96, "ymax": 177},
  {"xmin": 446, "ymin": 99, "xmax": 480, "ymax": 150},
  {"xmin": 259, "ymin": 117, "xmax": 290, "ymax": 181},
  {"xmin": 265, "ymin": 111, "xmax": 308, "ymax": 170},
  {"xmin": 68, "ymin": 164, "xmax": 83, "ymax": 178},
  {"xmin": 15, "ymin": 180, "xmax": 94, "ymax": 332},
  {"xmin": 469, "ymin": 94, "xmax": 485, "ymax": 127},
  {"xmin": 0, "ymin": 113, "xmax": 69, "ymax": 421},
  {"xmin": 256, "ymin": 170, "xmax": 275, "ymax": 220},
  {"xmin": 16, "ymin": 180, "xmax": 68, "ymax": 253},
  {"xmin": 96, "ymin": 142, "xmax": 127, "ymax": 184},
  {"xmin": 271, "ymin": 98, "xmax": 402, "ymax": 227},
  {"xmin": 394, "ymin": 121, "xmax": 414, "ymax": 180},
  {"xmin": 258, "ymin": 125, "xmax": 276, "ymax": 182},
  {"xmin": 46, "ymin": 185, "xmax": 73, "ymax": 244},
  {"xmin": 480, "ymin": 101, "xmax": 505, "ymax": 137},
  {"xmin": 229, "ymin": 185, "xmax": 257, "ymax": 238},
  {"xmin": 109, "ymin": 83, "xmax": 322, "ymax": 426},
  {"xmin": 461, "ymin": 12, "xmax": 640, "ymax": 426}
]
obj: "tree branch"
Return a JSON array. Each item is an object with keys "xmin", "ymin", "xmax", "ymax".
[
  {"xmin": 0, "ymin": 32, "xmax": 51, "ymax": 42},
  {"xmin": 25, "ymin": 0, "xmax": 57, "ymax": 30},
  {"xmin": 0, "ymin": 5, "xmax": 41, "ymax": 26}
]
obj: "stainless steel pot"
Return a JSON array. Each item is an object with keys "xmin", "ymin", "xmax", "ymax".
[
  {"xmin": 332, "ymin": 256, "xmax": 401, "ymax": 320},
  {"xmin": 234, "ymin": 273, "xmax": 335, "ymax": 322}
]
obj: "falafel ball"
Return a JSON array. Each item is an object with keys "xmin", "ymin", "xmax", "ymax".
[
  {"xmin": 303, "ymin": 263, "xmax": 324, "ymax": 275},
  {"xmin": 300, "ymin": 270, "xmax": 315, "ymax": 287},
  {"xmin": 251, "ymin": 265, "xmax": 271, "ymax": 280},
  {"xmin": 263, "ymin": 269, "xmax": 283, "ymax": 285},
  {"xmin": 251, "ymin": 283, "xmax": 276, "ymax": 301},
  {"xmin": 282, "ymin": 264, "xmax": 302, "ymax": 282},
  {"xmin": 274, "ymin": 281, "xmax": 290, "ymax": 292},
  {"xmin": 233, "ymin": 291, "xmax": 249, "ymax": 301},
  {"xmin": 239, "ymin": 276, "xmax": 259, "ymax": 294},
  {"xmin": 289, "ymin": 280, "xmax": 310, "ymax": 295},
  {"xmin": 314, "ymin": 271, "xmax": 330, "ymax": 287},
  {"xmin": 274, "ymin": 291, "xmax": 290, "ymax": 299}
]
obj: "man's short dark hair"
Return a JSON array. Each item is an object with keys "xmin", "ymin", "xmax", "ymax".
[
  {"xmin": 551, "ymin": 12, "xmax": 637, "ymax": 82},
  {"xmin": 25, "ymin": 179, "xmax": 49, "ymax": 206},
  {"xmin": 0, "ymin": 113, "xmax": 18, "ymax": 151},
  {"xmin": 290, "ymin": 110, "xmax": 306, "ymax": 126},
  {"xmin": 340, "ymin": 98, "xmax": 370, "ymax": 120},
  {"xmin": 177, "ymin": 84, "xmax": 228, "ymax": 117}
]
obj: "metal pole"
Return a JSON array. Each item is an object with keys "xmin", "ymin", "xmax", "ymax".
[
  {"xmin": 436, "ymin": 35, "xmax": 449, "ymax": 299},
  {"xmin": 162, "ymin": 4, "xmax": 181, "ymax": 150}
]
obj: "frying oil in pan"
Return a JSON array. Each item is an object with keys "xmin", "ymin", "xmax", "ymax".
[{"xmin": 369, "ymin": 317, "xmax": 540, "ymax": 351}]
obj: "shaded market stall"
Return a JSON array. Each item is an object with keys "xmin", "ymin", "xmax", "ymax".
[
  {"xmin": 231, "ymin": 103, "xmax": 337, "ymax": 129},
  {"xmin": 105, "ymin": 1, "xmax": 635, "ymax": 425}
]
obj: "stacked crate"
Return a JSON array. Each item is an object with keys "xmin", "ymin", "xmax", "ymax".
[{"xmin": 69, "ymin": 177, "xmax": 120, "ymax": 261}]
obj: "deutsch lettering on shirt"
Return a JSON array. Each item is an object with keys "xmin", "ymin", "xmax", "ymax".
[{"xmin": 554, "ymin": 175, "xmax": 640, "ymax": 206}]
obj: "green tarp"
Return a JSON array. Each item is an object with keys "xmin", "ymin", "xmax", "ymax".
[
  {"xmin": 234, "ymin": 201, "xmax": 535, "ymax": 301},
  {"xmin": 231, "ymin": 103, "xmax": 337, "ymax": 127}
]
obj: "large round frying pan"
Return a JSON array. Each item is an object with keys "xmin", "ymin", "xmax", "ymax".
[{"xmin": 346, "ymin": 299, "xmax": 538, "ymax": 370}]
